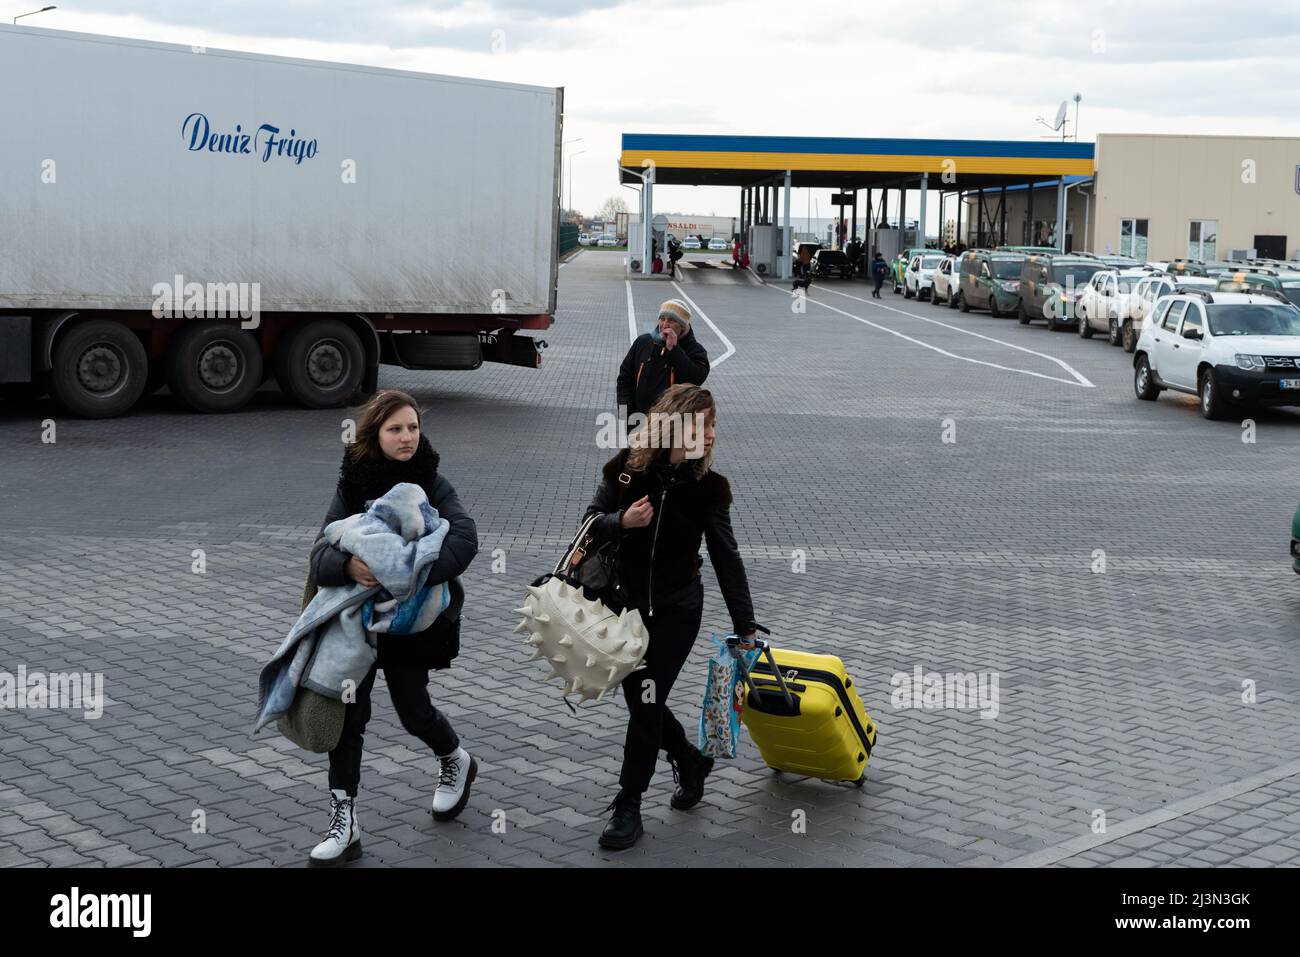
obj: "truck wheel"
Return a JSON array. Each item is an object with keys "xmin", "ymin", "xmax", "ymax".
[
  {"xmin": 1122, "ymin": 320, "xmax": 1137, "ymax": 353},
  {"xmin": 1078, "ymin": 312, "xmax": 1094, "ymax": 338},
  {"xmin": 275, "ymin": 320, "xmax": 365, "ymax": 409},
  {"xmin": 165, "ymin": 321, "xmax": 263, "ymax": 413},
  {"xmin": 49, "ymin": 320, "xmax": 148, "ymax": 418}
]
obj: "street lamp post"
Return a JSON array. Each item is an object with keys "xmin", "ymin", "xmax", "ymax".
[
  {"xmin": 562, "ymin": 137, "xmax": 582, "ymax": 219},
  {"xmin": 13, "ymin": 5, "xmax": 56, "ymax": 24}
]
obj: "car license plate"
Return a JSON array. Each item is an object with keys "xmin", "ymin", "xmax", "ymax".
[{"xmin": 1281, "ymin": 379, "xmax": 1300, "ymax": 389}]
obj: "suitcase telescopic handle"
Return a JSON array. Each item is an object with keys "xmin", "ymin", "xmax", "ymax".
[{"xmin": 726, "ymin": 631, "xmax": 794, "ymax": 709}]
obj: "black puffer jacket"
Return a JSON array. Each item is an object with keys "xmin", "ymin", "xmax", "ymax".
[
  {"xmin": 310, "ymin": 435, "xmax": 478, "ymax": 669},
  {"xmin": 583, "ymin": 447, "xmax": 755, "ymax": 634},
  {"xmin": 616, "ymin": 330, "xmax": 710, "ymax": 417}
]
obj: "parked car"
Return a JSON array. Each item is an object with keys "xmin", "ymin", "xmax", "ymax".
[
  {"xmin": 1016, "ymin": 254, "xmax": 1107, "ymax": 330},
  {"xmin": 931, "ymin": 255, "xmax": 961, "ymax": 307},
  {"xmin": 683, "ymin": 237, "xmax": 702, "ymax": 250},
  {"xmin": 597, "ymin": 234, "xmax": 619, "ymax": 247},
  {"xmin": 708, "ymin": 237, "xmax": 730, "ymax": 250},
  {"xmin": 1165, "ymin": 259, "xmax": 1239, "ymax": 278},
  {"xmin": 892, "ymin": 247, "xmax": 930, "ymax": 294},
  {"xmin": 1215, "ymin": 270, "xmax": 1300, "ymax": 307},
  {"xmin": 578, "ymin": 232, "xmax": 593, "ymax": 246},
  {"xmin": 956, "ymin": 250, "xmax": 1026, "ymax": 316},
  {"xmin": 812, "ymin": 249, "xmax": 854, "ymax": 280},
  {"xmin": 1291, "ymin": 502, "xmax": 1300, "ymax": 575},
  {"xmin": 1095, "ymin": 255, "xmax": 1143, "ymax": 268},
  {"xmin": 1133, "ymin": 291, "xmax": 1300, "ymax": 419},
  {"xmin": 996, "ymin": 245, "xmax": 1061, "ymax": 255},
  {"xmin": 903, "ymin": 251, "xmax": 947, "ymax": 300},
  {"xmin": 1120, "ymin": 275, "xmax": 1216, "ymax": 352},
  {"xmin": 1077, "ymin": 268, "xmax": 1149, "ymax": 343}
]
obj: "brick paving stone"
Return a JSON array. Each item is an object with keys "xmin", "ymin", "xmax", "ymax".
[{"xmin": 6, "ymin": 252, "xmax": 1300, "ymax": 868}]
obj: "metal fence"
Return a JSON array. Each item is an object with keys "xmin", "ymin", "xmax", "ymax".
[{"xmin": 558, "ymin": 223, "xmax": 580, "ymax": 255}]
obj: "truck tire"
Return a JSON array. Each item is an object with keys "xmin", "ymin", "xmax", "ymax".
[
  {"xmin": 274, "ymin": 319, "xmax": 365, "ymax": 409},
  {"xmin": 165, "ymin": 321, "xmax": 263, "ymax": 413},
  {"xmin": 50, "ymin": 319, "xmax": 148, "ymax": 418}
]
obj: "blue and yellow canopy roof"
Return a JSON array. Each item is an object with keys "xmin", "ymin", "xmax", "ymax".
[{"xmin": 619, "ymin": 133, "xmax": 1094, "ymax": 188}]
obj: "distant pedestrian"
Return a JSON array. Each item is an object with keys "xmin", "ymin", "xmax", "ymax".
[
  {"xmin": 616, "ymin": 299, "xmax": 710, "ymax": 418},
  {"xmin": 870, "ymin": 252, "xmax": 889, "ymax": 298}
]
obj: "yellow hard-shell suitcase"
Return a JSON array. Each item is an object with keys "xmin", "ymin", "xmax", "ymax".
[{"xmin": 734, "ymin": 636, "xmax": 877, "ymax": 787}]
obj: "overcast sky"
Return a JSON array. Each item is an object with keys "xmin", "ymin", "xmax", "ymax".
[{"xmin": 20, "ymin": 0, "xmax": 1300, "ymax": 220}]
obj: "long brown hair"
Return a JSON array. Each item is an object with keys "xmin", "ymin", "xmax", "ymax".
[
  {"xmin": 626, "ymin": 384, "xmax": 717, "ymax": 473},
  {"xmin": 347, "ymin": 389, "xmax": 422, "ymax": 462}
]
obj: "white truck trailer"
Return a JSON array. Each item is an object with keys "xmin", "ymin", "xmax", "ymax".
[{"xmin": 0, "ymin": 25, "xmax": 562, "ymax": 417}]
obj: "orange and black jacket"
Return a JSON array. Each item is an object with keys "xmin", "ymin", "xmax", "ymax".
[{"xmin": 616, "ymin": 330, "xmax": 710, "ymax": 417}]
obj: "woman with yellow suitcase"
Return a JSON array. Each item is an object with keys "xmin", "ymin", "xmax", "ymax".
[{"xmin": 582, "ymin": 384, "xmax": 760, "ymax": 850}]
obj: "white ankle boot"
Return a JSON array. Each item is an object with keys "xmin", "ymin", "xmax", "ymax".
[
  {"xmin": 309, "ymin": 789, "xmax": 362, "ymax": 866},
  {"xmin": 431, "ymin": 747, "xmax": 477, "ymax": 821}
]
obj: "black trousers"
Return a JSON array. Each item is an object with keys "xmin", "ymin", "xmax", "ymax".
[
  {"xmin": 328, "ymin": 663, "xmax": 459, "ymax": 797},
  {"xmin": 617, "ymin": 580, "xmax": 704, "ymax": 795},
  {"xmin": 872, "ymin": 276, "xmax": 885, "ymax": 296}
]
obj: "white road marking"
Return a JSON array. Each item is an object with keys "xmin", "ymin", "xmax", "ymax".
[
  {"xmin": 757, "ymin": 281, "xmax": 1091, "ymax": 388},
  {"xmin": 671, "ymin": 280, "xmax": 736, "ymax": 369},
  {"xmin": 815, "ymin": 284, "xmax": 1094, "ymax": 388},
  {"xmin": 625, "ymin": 280, "xmax": 637, "ymax": 344}
]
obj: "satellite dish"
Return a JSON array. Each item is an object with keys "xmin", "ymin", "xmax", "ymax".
[{"xmin": 1052, "ymin": 100, "xmax": 1069, "ymax": 131}]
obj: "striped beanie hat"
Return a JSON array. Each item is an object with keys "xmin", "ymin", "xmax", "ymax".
[{"xmin": 657, "ymin": 299, "xmax": 692, "ymax": 330}]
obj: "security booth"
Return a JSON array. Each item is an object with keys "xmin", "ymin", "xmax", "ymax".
[{"xmin": 618, "ymin": 134, "xmax": 1095, "ymax": 280}]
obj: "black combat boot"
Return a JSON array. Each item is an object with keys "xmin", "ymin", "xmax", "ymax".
[
  {"xmin": 598, "ymin": 790, "xmax": 643, "ymax": 850},
  {"xmin": 669, "ymin": 745, "xmax": 714, "ymax": 810}
]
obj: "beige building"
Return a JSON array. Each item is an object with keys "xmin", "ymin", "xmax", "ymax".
[{"xmin": 959, "ymin": 133, "xmax": 1300, "ymax": 262}]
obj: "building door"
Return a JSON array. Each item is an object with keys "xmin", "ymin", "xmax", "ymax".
[{"xmin": 1254, "ymin": 234, "xmax": 1287, "ymax": 259}]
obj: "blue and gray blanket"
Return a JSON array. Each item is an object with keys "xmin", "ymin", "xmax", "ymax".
[{"xmin": 254, "ymin": 482, "xmax": 451, "ymax": 734}]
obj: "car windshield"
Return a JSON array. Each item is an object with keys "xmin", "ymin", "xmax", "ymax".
[
  {"xmin": 1115, "ymin": 277, "xmax": 1143, "ymax": 293},
  {"xmin": 818, "ymin": 251, "xmax": 848, "ymax": 264},
  {"xmin": 1284, "ymin": 284, "xmax": 1300, "ymax": 307},
  {"xmin": 1206, "ymin": 303, "xmax": 1300, "ymax": 336},
  {"xmin": 1053, "ymin": 264, "xmax": 1104, "ymax": 285},
  {"xmin": 921, "ymin": 255, "xmax": 944, "ymax": 269},
  {"xmin": 990, "ymin": 259, "xmax": 1022, "ymax": 278}
]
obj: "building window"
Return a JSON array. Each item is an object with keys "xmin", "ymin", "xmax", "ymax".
[
  {"xmin": 1119, "ymin": 218, "xmax": 1149, "ymax": 259},
  {"xmin": 1188, "ymin": 220, "xmax": 1218, "ymax": 261}
]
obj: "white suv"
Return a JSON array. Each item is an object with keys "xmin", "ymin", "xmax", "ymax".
[
  {"xmin": 1133, "ymin": 291, "xmax": 1300, "ymax": 419},
  {"xmin": 904, "ymin": 251, "xmax": 947, "ymax": 300},
  {"xmin": 1077, "ymin": 269, "xmax": 1148, "ymax": 344}
]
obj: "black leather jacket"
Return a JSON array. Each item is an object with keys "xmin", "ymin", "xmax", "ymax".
[{"xmin": 583, "ymin": 448, "xmax": 755, "ymax": 634}]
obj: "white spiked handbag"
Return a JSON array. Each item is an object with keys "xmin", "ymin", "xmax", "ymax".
[{"xmin": 515, "ymin": 514, "xmax": 648, "ymax": 704}]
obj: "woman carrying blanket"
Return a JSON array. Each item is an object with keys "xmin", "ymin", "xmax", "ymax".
[{"xmin": 306, "ymin": 389, "xmax": 478, "ymax": 866}]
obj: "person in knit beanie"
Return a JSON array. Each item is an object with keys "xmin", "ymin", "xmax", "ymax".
[{"xmin": 616, "ymin": 299, "xmax": 710, "ymax": 417}]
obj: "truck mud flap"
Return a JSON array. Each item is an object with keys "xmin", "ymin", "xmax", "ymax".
[{"xmin": 481, "ymin": 331, "xmax": 546, "ymax": 369}]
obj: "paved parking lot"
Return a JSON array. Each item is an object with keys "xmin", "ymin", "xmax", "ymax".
[{"xmin": 3, "ymin": 248, "xmax": 1300, "ymax": 868}]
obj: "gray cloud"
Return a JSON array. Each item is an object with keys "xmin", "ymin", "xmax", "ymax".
[{"xmin": 60, "ymin": 0, "xmax": 629, "ymax": 50}]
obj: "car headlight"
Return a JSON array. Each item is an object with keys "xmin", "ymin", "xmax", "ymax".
[
  {"xmin": 1000, "ymin": 281, "xmax": 1019, "ymax": 291},
  {"xmin": 1235, "ymin": 354, "xmax": 1266, "ymax": 371}
]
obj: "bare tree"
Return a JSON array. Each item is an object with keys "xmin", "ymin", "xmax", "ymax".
[{"xmin": 595, "ymin": 196, "xmax": 627, "ymax": 222}]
